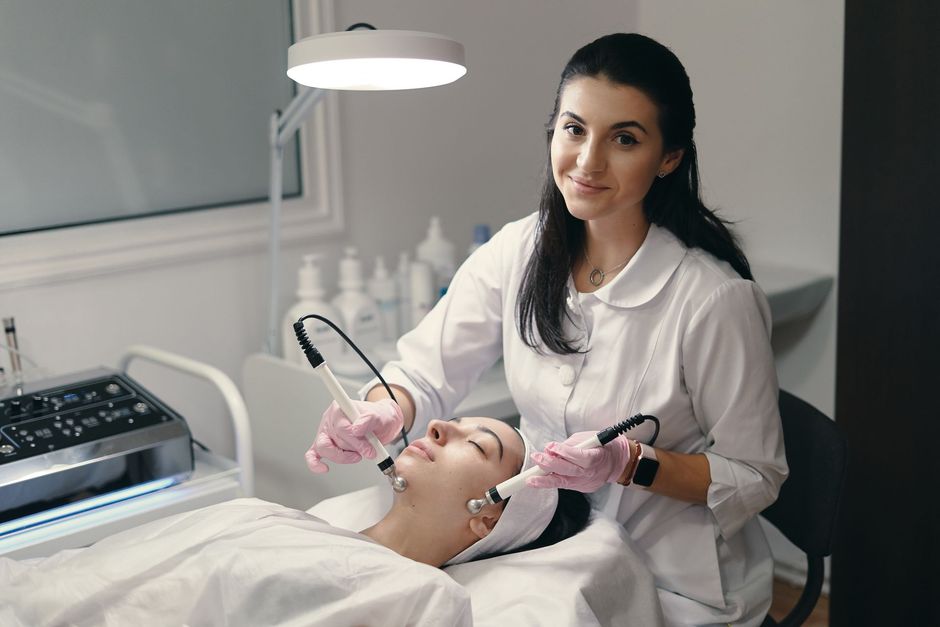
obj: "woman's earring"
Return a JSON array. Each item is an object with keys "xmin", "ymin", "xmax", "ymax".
[{"xmin": 657, "ymin": 171, "xmax": 667, "ymax": 179}]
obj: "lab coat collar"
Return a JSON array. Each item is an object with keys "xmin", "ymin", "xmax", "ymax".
[{"xmin": 575, "ymin": 223, "xmax": 687, "ymax": 309}]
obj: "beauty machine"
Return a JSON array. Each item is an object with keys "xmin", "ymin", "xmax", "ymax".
[{"xmin": 0, "ymin": 368, "xmax": 194, "ymax": 528}]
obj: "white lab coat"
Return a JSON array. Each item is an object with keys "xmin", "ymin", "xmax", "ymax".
[{"xmin": 373, "ymin": 213, "xmax": 788, "ymax": 626}]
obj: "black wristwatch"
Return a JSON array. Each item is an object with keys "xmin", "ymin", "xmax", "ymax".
[{"xmin": 631, "ymin": 443, "xmax": 660, "ymax": 487}]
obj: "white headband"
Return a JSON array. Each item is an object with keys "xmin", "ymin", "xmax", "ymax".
[{"xmin": 444, "ymin": 428, "xmax": 558, "ymax": 566}]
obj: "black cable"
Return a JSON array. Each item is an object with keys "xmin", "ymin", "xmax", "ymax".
[
  {"xmin": 191, "ymin": 438, "xmax": 211, "ymax": 453},
  {"xmin": 295, "ymin": 314, "xmax": 408, "ymax": 446},
  {"xmin": 345, "ymin": 22, "xmax": 376, "ymax": 31},
  {"xmin": 596, "ymin": 413, "xmax": 661, "ymax": 446}
]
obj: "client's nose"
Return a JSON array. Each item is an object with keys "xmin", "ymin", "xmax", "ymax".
[{"xmin": 427, "ymin": 419, "xmax": 452, "ymax": 444}]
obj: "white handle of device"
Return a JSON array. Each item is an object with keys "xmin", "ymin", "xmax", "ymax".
[
  {"xmin": 313, "ymin": 363, "xmax": 390, "ymax": 462},
  {"xmin": 492, "ymin": 432, "xmax": 602, "ymax": 498}
]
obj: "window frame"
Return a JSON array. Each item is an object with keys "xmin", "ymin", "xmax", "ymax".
[{"xmin": 0, "ymin": 0, "xmax": 343, "ymax": 292}]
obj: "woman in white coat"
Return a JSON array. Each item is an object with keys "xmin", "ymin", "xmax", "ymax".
[{"xmin": 307, "ymin": 33, "xmax": 788, "ymax": 626}]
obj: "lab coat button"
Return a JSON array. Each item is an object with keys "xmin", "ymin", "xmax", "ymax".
[{"xmin": 559, "ymin": 365, "xmax": 576, "ymax": 386}]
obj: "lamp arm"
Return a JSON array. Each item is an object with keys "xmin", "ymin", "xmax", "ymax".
[
  {"xmin": 265, "ymin": 85, "xmax": 328, "ymax": 354},
  {"xmin": 276, "ymin": 86, "xmax": 327, "ymax": 147}
]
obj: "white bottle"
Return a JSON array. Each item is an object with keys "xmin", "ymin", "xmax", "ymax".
[
  {"xmin": 282, "ymin": 254, "xmax": 344, "ymax": 366},
  {"xmin": 396, "ymin": 251, "xmax": 412, "ymax": 334},
  {"xmin": 367, "ymin": 256, "xmax": 399, "ymax": 343},
  {"xmin": 331, "ymin": 247, "xmax": 383, "ymax": 376},
  {"xmin": 409, "ymin": 260, "xmax": 434, "ymax": 327},
  {"xmin": 416, "ymin": 216, "xmax": 456, "ymax": 299}
]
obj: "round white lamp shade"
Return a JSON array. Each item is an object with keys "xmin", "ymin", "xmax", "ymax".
[{"xmin": 287, "ymin": 29, "xmax": 466, "ymax": 90}]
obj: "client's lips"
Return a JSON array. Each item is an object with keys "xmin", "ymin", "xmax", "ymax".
[{"xmin": 407, "ymin": 440, "xmax": 435, "ymax": 461}]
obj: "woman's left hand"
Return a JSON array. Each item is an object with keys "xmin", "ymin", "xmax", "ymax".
[{"xmin": 527, "ymin": 431, "xmax": 633, "ymax": 493}]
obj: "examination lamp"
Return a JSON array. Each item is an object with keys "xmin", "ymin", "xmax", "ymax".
[{"xmin": 265, "ymin": 25, "xmax": 467, "ymax": 353}]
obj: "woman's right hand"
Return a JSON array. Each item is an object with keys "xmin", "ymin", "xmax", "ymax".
[{"xmin": 305, "ymin": 398, "xmax": 404, "ymax": 473}]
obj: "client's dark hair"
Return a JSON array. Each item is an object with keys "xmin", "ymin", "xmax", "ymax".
[{"xmin": 479, "ymin": 489, "xmax": 591, "ymax": 560}]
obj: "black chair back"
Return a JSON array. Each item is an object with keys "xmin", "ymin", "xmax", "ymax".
[{"xmin": 760, "ymin": 390, "xmax": 848, "ymax": 627}]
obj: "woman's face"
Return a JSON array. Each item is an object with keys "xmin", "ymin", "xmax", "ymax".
[
  {"xmin": 394, "ymin": 417, "xmax": 524, "ymax": 517},
  {"xmin": 550, "ymin": 75, "xmax": 680, "ymax": 223}
]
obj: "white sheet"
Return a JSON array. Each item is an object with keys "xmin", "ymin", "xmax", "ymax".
[
  {"xmin": 310, "ymin": 486, "xmax": 666, "ymax": 626},
  {"xmin": 0, "ymin": 498, "xmax": 471, "ymax": 627}
]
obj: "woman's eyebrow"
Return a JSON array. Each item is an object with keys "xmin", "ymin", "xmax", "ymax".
[
  {"xmin": 475, "ymin": 426, "xmax": 504, "ymax": 461},
  {"xmin": 560, "ymin": 110, "xmax": 648, "ymax": 135}
]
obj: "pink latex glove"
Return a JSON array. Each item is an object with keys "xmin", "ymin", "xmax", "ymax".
[
  {"xmin": 526, "ymin": 431, "xmax": 634, "ymax": 493},
  {"xmin": 305, "ymin": 398, "xmax": 404, "ymax": 473}
]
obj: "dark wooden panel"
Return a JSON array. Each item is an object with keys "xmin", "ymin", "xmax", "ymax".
[{"xmin": 833, "ymin": 1, "xmax": 940, "ymax": 624}]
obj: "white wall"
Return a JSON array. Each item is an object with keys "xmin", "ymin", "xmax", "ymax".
[{"xmin": 632, "ymin": 0, "xmax": 844, "ymax": 418}]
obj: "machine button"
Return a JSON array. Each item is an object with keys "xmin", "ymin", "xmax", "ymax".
[
  {"xmin": 53, "ymin": 421, "xmax": 62, "ymax": 429},
  {"xmin": 558, "ymin": 365, "xmax": 576, "ymax": 386},
  {"xmin": 133, "ymin": 402, "xmax": 148, "ymax": 414},
  {"xmin": 25, "ymin": 435, "xmax": 34, "ymax": 442},
  {"xmin": 65, "ymin": 418, "xmax": 74, "ymax": 426},
  {"xmin": 0, "ymin": 445, "xmax": 13, "ymax": 454},
  {"xmin": 62, "ymin": 429, "xmax": 72, "ymax": 436},
  {"xmin": 105, "ymin": 383, "xmax": 121, "ymax": 395}
]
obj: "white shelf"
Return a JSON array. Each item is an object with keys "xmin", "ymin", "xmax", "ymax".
[{"xmin": 752, "ymin": 261, "xmax": 834, "ymax": 326}]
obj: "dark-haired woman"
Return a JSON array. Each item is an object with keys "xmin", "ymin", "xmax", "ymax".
[{"xmin": 308, "ymin": 33, "xmax": 787, "ymax": 626}]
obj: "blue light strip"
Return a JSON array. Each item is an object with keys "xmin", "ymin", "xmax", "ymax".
[{"xmin": 0, "ymin": 477, "xmax": 176, "ymax": 538}]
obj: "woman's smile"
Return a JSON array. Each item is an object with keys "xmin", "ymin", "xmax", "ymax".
[{"xmin": 569, "ymin": 176, "xmax": 610, "ymax": 195}]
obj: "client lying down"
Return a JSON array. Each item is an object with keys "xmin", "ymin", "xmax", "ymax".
[{"xmin": 0, "ymin": 417, "xmax": 589, "ymax": 627}]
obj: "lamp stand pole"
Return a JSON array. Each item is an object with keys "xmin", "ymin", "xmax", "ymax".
[{"xmin": 266, "ymin": 86, "xmax": 327, "ymax": 354}]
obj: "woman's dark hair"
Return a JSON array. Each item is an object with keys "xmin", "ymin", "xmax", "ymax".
[
  {"xmin": 517, "ymin": 33, "xmax": 753, "ymax": 354},
  {"xmin": 478, "ymin": 488, "xmax": 591, "ymax": 560}
]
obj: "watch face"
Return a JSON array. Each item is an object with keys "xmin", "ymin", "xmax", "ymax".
[{"xmin": 633, "ymin": 458, "xmax": 660, "ymax": 487}]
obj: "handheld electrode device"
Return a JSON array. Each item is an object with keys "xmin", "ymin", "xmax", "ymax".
[
  {"xmin": 293, "ymin": 317, "xmax": 408, "ymax": 493},
  {"xmin": 466, "ymin": 414, "xmax": 659, "ymax": 514}
]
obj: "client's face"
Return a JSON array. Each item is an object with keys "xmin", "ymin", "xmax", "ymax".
[{"xmin": 394, "ymin": 417, "xmax": 524, "ymax": 523}]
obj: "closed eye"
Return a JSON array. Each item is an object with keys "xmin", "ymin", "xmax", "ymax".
[{"xmin": 469, "ymin": 440, "xmax": 488, "ymax": 458}]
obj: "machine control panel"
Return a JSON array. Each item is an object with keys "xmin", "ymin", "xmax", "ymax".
[{"xmin": 0, "ymin": 375, "xmax": 179, "ymax": 464}]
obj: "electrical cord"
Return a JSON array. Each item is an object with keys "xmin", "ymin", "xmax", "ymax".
[
  {"xmin": 597, "ymin": 413, "xmax": 660, "ymax": 447},
  {"xmin": 295, "ymin": 314, "xmax": 408, "ymax": 446}
]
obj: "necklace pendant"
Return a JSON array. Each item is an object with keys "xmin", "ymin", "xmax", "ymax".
[{"xmin": 589, "ymin": 268, "xmax": 605, "ymax": 287}]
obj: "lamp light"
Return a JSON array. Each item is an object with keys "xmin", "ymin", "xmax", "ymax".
[
  {"xmin": 265, "ymin": 25, "xmax": 466, "ymax": 354},
  {"xmin": 287, "ymin": 29, "xmax": 466, "ymax": 90}
]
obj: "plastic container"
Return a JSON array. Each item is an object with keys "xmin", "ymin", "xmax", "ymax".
[
  {"xmin": 330, "ymin": 247, "xmax": 383, "ymax": 377},
  {"xmin": 409, "ymin": 260, "xmax": 434, "ymax": 327},
  {"xmin": 282, "ymin": 254, "xmax": 344, "ymax": 366},
  {"xmin": 467, "ymin": 224, "xmax": 491, "ymax": 256},
  {"xmin": 416, "ymin": 216, "xmax": 456, "ymax": 299},
  {"xmin": 367, "ymin": 256, "xmax": 399, "ymax": 343}
]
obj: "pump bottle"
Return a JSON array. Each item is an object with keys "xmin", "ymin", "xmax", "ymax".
[
  {"xmin": 282, "ymin": 254, "xmax": 343, "ymax": 366},
  {"xmin": 331, "ymin": 247, "xmax": 383, "ymax": 377},
  {"xmin": 416, "ymin": 216, "xmax": 456, "ymax": 299}
]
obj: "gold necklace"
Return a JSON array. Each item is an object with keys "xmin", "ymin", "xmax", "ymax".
[{"xmin": 584, "ymin": 249, "xmax": 631, "ymax": 287}]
